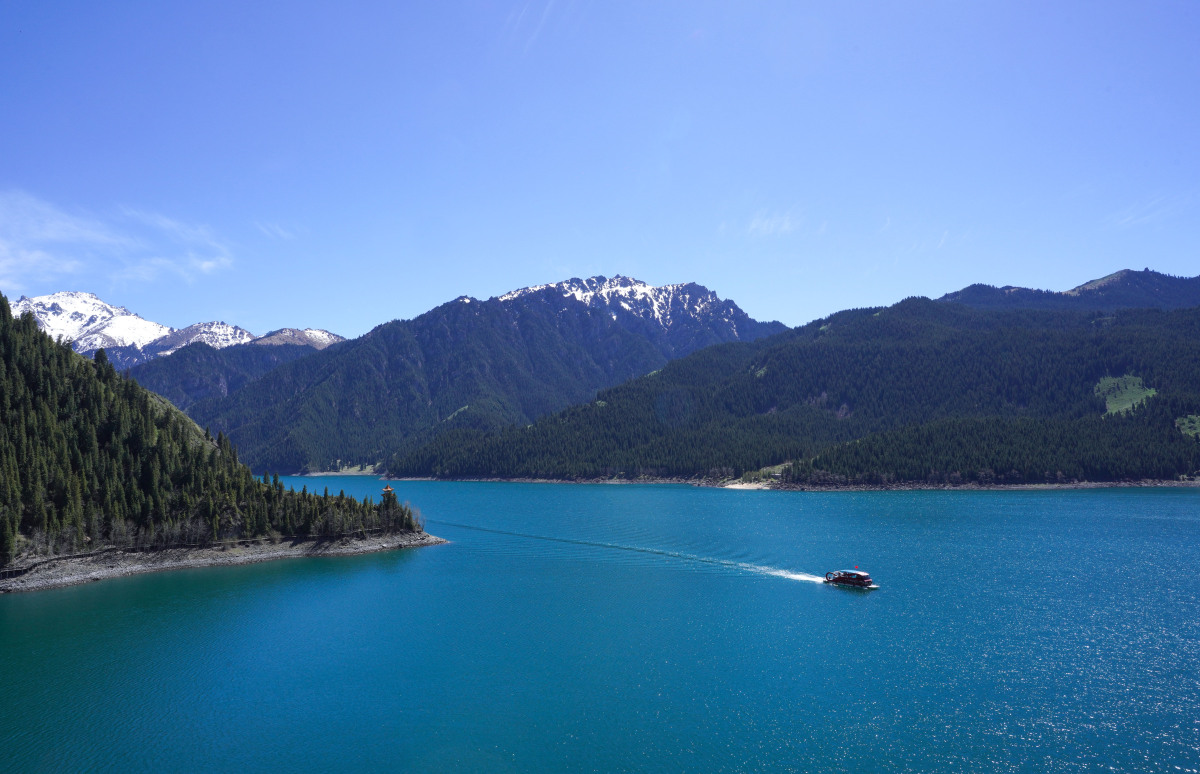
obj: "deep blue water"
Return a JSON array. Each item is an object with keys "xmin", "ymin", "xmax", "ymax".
[{"xmin": 2, "ymin": 481, "xmax": 1199, "ymax": 773}]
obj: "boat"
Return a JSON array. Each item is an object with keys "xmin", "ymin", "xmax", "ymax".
[{"xmin": 824, "ymin": 569, "xmax": 879, "ymax": 589}]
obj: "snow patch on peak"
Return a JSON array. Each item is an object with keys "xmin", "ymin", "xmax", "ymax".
[
  {"xmin": 298, "ymin": 329, "xmax": 344, "ymax": 348},
  {"xmin": 492, "ymin": 273, "xmax": 779, "ymax": 353},
  {"xmin": 498, "ymin": 284, "xmax": 552, "ymax": 302},
  {"xmin": 11, "ymin": 290, "xmax": 171, "ymax": 350},
  {"xmin": 154, "ymin": 321, "xmax": 257, "ymax": 356},
  {"xmin": 251, "ymin": 328, "xmax": 346, "ymax": 350},
  {"xmin": 13, "ymin": 289, "xmax": 348, "ymax": 365},
  {"xmin": 498, "ymin": 275, "xmax": 712, "ymax": 326}
]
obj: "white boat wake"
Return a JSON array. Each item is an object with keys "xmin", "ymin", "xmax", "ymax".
[
  {"xmin": 428, "ymin": 519, "xmax": 826, "ymax": 584},
  {"xmin": 748, "ymin": 566, "xmax": 826, "ymax": 584}
]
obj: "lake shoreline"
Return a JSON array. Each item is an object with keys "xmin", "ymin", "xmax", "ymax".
[
  {"xmin": 389, "ymin": 475, "xmax": 1200, "ymax": 492},
  {"xmin": 768, "ymin": 478, "xmax": 1200, "ymax": 492},
  {"xmin": 0, "ymin": 531, "xmax": 446, "ymax": 594}
]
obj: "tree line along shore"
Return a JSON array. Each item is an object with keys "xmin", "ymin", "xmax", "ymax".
[{"xmin": 0, "ymin": 294, "xmax": 435, "ymax": 580}]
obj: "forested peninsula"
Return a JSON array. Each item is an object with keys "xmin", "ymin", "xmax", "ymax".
[{"xmin": 0, "ymin": 295, "xmax": 440, "ymax": 592}]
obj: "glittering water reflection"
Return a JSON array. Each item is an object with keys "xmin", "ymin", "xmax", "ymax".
[{"xmin": 2, "ymin": 482, "xmax": 1197, "ymax": 773}]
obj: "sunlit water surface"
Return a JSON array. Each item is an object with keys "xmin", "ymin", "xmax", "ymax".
[{"xmin": 3, "ymin": 481, "xmax": 1198, "ymax": 772}]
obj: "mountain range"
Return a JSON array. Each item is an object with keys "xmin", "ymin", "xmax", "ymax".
[
  {"xmin": 395, "ymin": 298, "xmax": 1200, "ymax": 483},
  {"xmin": 11, "ymin": 291, "xmax": 344, "ymax": 369},
  {"xmin": 175, "ymin": 275, "xmax": 785, "ymax": 472},
  {"xmin": 16, "ymin": 268, "xmax": 1200, "ymax": 480}
]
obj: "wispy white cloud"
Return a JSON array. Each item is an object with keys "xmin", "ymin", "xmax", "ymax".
[
  {"xmin": 748, "ymin": 211, "xmax": 800, "ymax": 237},
  {"xmin": 1107, "ymin": 194, "xmax": 1190, "ymax": 229},
  {"xmin": 500, "ymin": 0, "xmax": 579, "ymax": 55},
  {"xmin": 0, "ymin": 190, "xmax": 132, "ymax": 247},
  {"xmin": 525, "ymin": 0, "xmax": 557, "ymax": 53},
  {"xmin": 0, "ymin": 191, "xmax": 120, "ymax": 291},
  {"xmin": 119, "ymin": 207, "xmax": 233, "ymax": 279},
  {"xmin": 0, "ymin": 190, "xmax": 233, "ymax": 293},
  {"xmin": 255, "ymin": 221, "xmax": 296, "ymax": 240},
  {"xmin": 904, "ymin": 227, "xmax": 966, "ymax": 254},
  {"xmin": 0, "ymin": 240, "xmax": 82, "ymax": 291}
]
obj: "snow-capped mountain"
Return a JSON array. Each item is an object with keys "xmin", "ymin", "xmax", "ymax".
[
  {"xmin": 184, "ymin": 274, "xmax": 786, "ymax": 472},
  {"xmin": 500, "ymin": 275, "xmax": 751, "ymax": 329},
  {"xmin": 12, "ymin": 291, "xmax": 171, "ymax": 353},
  {"xmin": 11, "ymin": 291, "xmax": 342, "ymax": 368},
  {"xmin": 252, "ymin": 328, "xmax": 345, "ymax": 350},
  {"xmin": 150, "ymin": 321, "xmax": 258, "ymax": 357},
  {"xmin": 497, "ymin": 275, "xmax": 786, "ymax": 355}
]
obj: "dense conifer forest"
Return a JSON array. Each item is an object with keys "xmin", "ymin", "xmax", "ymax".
[
  {"xmin": 184, "ymin": 285, "xmax": 781, "ymax": 473},
  {"xmin": 114, "ymin": 269, "xmax": 1200, "ymax": 480},
  {"xmin": 0, "ymin": 295, "xmax": 419, "ymax": 567},
  {"xmin": 128, "ymin": 341, "xmax": 320, "ymax": 409},
  {"xmin": 391, "ymin": 299, "xmax": 1200, "ymax": 484}
]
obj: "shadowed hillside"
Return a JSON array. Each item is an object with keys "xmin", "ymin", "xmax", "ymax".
[{"xmin": 392, "ymin": 299, "xmax": 1200, "ymax": 484}]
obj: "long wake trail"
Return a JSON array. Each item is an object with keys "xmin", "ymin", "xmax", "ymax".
[{"xmin": 426, "ymin": 519, "xmax": 825, "ymax": 584}]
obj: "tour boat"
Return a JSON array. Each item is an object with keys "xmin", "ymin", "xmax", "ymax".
[{"xmin": 824, "ymin": 569, "xmax": 879, "ymax": 589}]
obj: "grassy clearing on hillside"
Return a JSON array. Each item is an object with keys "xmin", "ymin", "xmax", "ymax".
[
  {"xmin": 304, "ymin": 463, "xmax": 380, "ymax": 476},
  {"xmin": 741, "ymin": 463, "xmax": 789, "ymax": 483},
  {"xmin": 1177, "ymin": 415, "xmax": 1200, "ymax": 437},
  {"xmin": 1094, "ymin": 375, "xmax": 1157, "ymax": 414}
]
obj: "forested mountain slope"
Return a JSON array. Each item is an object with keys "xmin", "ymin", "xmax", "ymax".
[
  {"xmin": 939, "ymin": 268, "xmax": 1200, "ymax": 311},
  {"xmin": 0, "ymin": 296, "xmax": 416, "ymax": 567},
  {"xmin": 392, "ymin": 299, "xmax": 1200, "ymax": 483},
  {"xmin": 129, "ymin": 341, "xmax": 321, "ymax": 409},
  {"xmin": 185, "ymin": 277, "xmax": 784, "ymax": 473}
]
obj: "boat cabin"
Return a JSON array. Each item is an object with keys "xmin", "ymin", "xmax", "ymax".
[{"xmin": 824, "ymin": 569, "xmax": 877, "ymax": 588}]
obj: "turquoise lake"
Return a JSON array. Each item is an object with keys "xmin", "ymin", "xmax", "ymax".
[{"xmin": 2, "ymin": 480, "xmax": 1199, "ymax": 772}]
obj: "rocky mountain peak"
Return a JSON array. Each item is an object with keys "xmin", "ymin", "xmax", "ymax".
[
  {"xmin": 12, "ymin": 290, "xmax": 343, "ymax": 367},
  {"xmin": 495, "ymin": 274, "xmax": 786, "ymax": 354},
  {"xmin": 12, "ymin": 290, "xmax": 171, "ymax": 351},
  {"xmin": 499, "ymin": 275, "xmax": 729, "ymax": 327},
  {"xmin": 152, "ymin": 322, "xmax": 258, "ymax": 356},
  {"xmin": 253, "ymin": 328, "xmax": 346, "ymax": 349}
]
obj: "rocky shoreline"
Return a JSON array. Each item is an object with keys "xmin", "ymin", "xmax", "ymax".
[
  {"xmin": 767, "ymin": 478, "xmax": 1200, "ymax": 492},
  {"xmin": 394, "ymin": 475, "xmax": 1200, "ymax": 491},
  {"xmin": 0, "ymin": 531, "xmax": 446, "ymax": 594}
]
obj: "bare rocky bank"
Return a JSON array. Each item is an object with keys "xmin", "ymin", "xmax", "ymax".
[{"xmin": 0, "ymin": 532, "xmax": 446, "ymax": 594}]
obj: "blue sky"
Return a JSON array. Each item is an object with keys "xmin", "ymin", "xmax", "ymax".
[{"xmin": 1, "ymin": 1, "xmax": 1197, "ymax": 337}]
